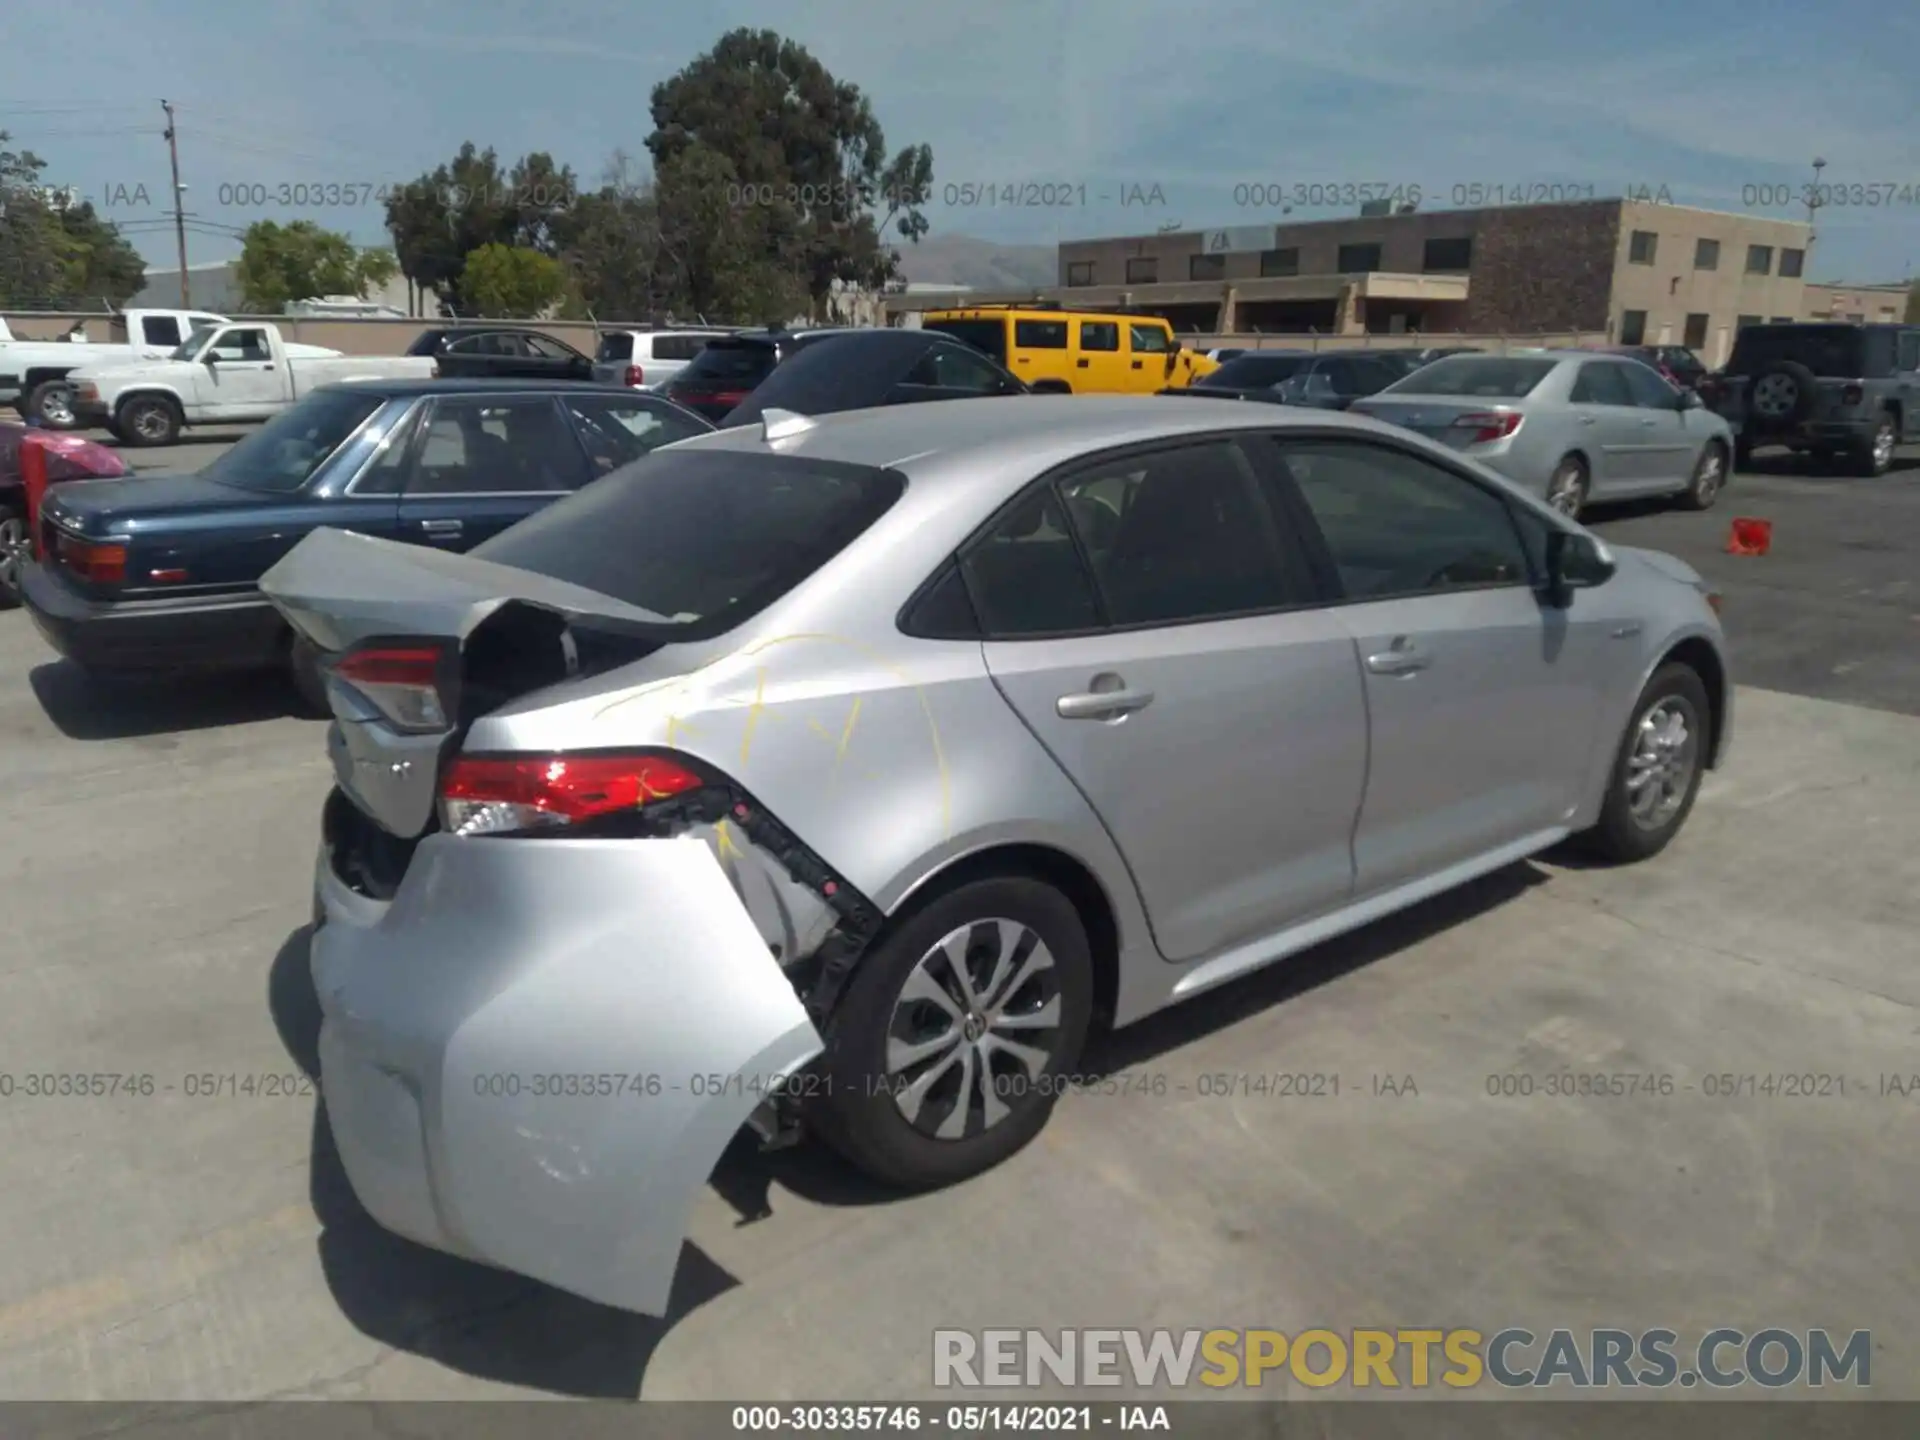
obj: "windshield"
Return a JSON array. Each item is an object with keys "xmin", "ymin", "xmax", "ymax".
[
  {"xmin": 674, "ymin": 340, "xmax": 778, "ymax": 384},
  {"xmin": 1205, "ymin": 355, "xmax": 1311, "ymax": 387},
  {"xmin": 202, "ymin": 389, "xmax": 387, "ymax": 493},
  {"xmin": 922, "ymin": 319, "xmax": 1007, "ymax": 364},
  {"xmin": 1727, "ymin": 326, "xmax": 1866, "ymax": 377},
  {"xmin": 473, "ymin": 449, "xmax": 904, "ymax": 628},
  {"xmin": 167, "ymin": 324, "xmax": 222, "ymax": 362},
  {"xmin": 1384, "ymin": 356, "xmax": 1557, "ymax": 398}
]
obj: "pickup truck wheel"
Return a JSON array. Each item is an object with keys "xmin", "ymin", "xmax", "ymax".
[
  {"xmin": 25, "ymin": 380, "xmax": 78, "ymax": 430},
  {"xmin": 117, "ymin": 397, "xmax": 181, "ymax": 447},
  {"xmin": 0, "ymin": 506, "xmax": 27, "ymax": 610},
  {"xmin": 1850, "ymin": 415, "xmax": 1897, "ymax": 477}
]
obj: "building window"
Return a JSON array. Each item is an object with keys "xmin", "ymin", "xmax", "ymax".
[
  {"xmin": 1619, "ymin": 310, "xmax": 1648, "ymax": 345},
  {"xmin": 1683, "ymin": 313, "xmax": 1709, "ymax": 348},
  {"xmin": 1693, "ymin": 238, "xmax": 1720, "ymax": 270},
  {"xmin": 1189, "ymin": 253, "xmax": 1225, "ymax": 281},
  {"xmin": 1629, "ymin": 230, "xmax": 1658, "ymax": 264},
  {"xmin": 1746, "ymin": 245, "xmax": 1773, "ymax": 275},
  {"xmin": 1259, "ymin": 247, "xmax": 1298, "ymax": 277},
  {"xmin": 1337, "ymin": 242, "xmax": 1382, "ymax": 273},
  {"xmin": 1422, "ymin": 236, "xmax": 1472, "ymax": 272},
  {"xmin": 1736, "ymin": 314, "xmax": 1762, "ymax": 331},
  {"xmin": 1780, "ymin": 247, "xmax": 1805, "ymax": 278},
  {"xmin": 1066, "ymin": 261, "xmax": 1095, "ymax": 287},
  {"xmin": 1125, "ymin": 256, "xmax": 1158, "ymax": 284}
]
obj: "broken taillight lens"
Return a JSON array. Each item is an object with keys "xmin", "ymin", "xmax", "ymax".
[
  {"xmin": 439, "ymin": 752, "xmax": 705, "ymax": 836},
  {"xmin": 1449, "ymin": 411, "xmax": 1524, "ymax": 444},
  {"xmin": 332, "ymin": 643, "xmax": 450, "ymax": 733}
]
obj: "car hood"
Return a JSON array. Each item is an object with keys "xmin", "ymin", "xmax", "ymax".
[
  {"xmin": 1610, "ymin": 543, "xmax": 1704, "ymax": 589},
  {"xmin": 38, "ymin": 471, "xmax": 258, "ymax": 535}
]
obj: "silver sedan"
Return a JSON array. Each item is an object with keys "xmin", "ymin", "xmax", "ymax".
[
  {"xmin": 1351, "ymin": 351, "xmax": 1736, "ymax": 519},
  {"xmin": 265, "ymin": 395, "xmax": 1731, "ymax": 1316}
]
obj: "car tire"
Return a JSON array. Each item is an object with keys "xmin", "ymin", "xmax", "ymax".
[
  {"xmin": 1849, "ymin": 414, "xmax": 1897, "ymax": 477},
  {"xmin": 1749, "ymin": 360, "xmax": 1819, "ymax": 426},
  {"xmin": 116, "ymin": 397, "xmax": 181, "ymax": 447},
  {"xmin": 0, "ymin": 503, "xmax": 27, "ymax": 610},
  {"xmin": 1545, "ymin": 455, "xmax": 1590, "ymax": 519},
  {"xmin": 811, "ymin": 873, "xmax": 1095, "ymax": 1191},
  {"xmin": 1677, "ymin": 441, "xmax": 1728, "ymax": 511},
  {"xmin": 1576, "ymin": 662, "xmax": 1711, "ymax": 865},
  {"xmin": 287, "ymin": 633, "xmax": 329, "ymax": 716},
  {"xmin": 25, "ymin": 379, "xmax": 79, "ymax": 430}
]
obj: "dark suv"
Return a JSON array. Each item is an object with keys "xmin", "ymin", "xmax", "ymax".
[{"xmin": 1709, "ymin": 323, "xmax": 1919, "ymax": 475}]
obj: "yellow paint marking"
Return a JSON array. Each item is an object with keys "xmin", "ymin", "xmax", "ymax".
[
  {"xmin": 664, "ymin": 711, "xmax": 699, "ymax": 747},
  {"xmin": 833, "ymin": 696, "xmax": 863, "ymax": 771},
  {"xmin": 0, "ymin": 1202, "xmax": 313, "ymax": 1347},
  {"xmin": 713, "ymin": 818, "xmax": 746, "ymax": 864},
  {"xmin": 738, "ymin": 667, "xmax": 771, "ymax": 767}
]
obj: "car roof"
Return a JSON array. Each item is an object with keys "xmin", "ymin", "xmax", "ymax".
[
  {"xmin": 321, "ymin": 377, "xmax": 671, "ymax": 399},
  {"xmin": 673, "ymin": 392, "xmax": 1433, "ymax": 477}
]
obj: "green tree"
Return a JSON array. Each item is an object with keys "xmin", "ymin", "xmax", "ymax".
[
  {"xmin": 652, "ymin": 145, "xmax": 809, "ymax": 324},
  {"xmin": 0, "ymin": 132, "xmax": 143, "ymax": 308},
  {"xmin": 234, "ymin": 220, "xmax": 396, "ymax": 311},
  {"xmin": 383, "ymin": 144, "xmax": 578, "ymax": 309},
  {"xmin": 645, "ymin": 29, "xmax": 934, "ymax": 306},
  {"xmin": 459, "ymin": 242, "xmax": 567, "ymax": 317},
  {"xmin": 553, "ymin": 151, "xmax": 671, "ymax": 320},
  {"xmin": 53, "ymin": 201, "xmax": 146, "ymax": 306}
]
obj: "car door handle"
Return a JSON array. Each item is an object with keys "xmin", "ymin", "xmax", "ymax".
[
  {"xmin": 1579, "ymin": 415, "xmax": 1597, "ymax": 425},
  {"xmin": 1610, "ymin": 623, "xmax": 1643, "ymax": 639},
  {"xmin": 1365, "ymin": 645, "xmax": 1431, "ymax": 676},
  {"xmin": 1076, "ymin": 358, "xmax": 1090, "ymax": 368},
  {"xmin": 1056, "ymin": 689, "xmax": 1154, "ymax": 720},
  {"xmin": 1130, "ymin": 360, "xmax": 1143, "ymax": 369},
  {"xmin": 1640, "ymin": 417, "xmax": 1658, "ymax": 427},
  {"xmin": 419, "ymin": 518, "xmax": 463, "ymax": 537}
]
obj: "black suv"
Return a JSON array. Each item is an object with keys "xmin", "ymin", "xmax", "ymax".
[{"xmin": 1709, "ymin": 323, "xmax": 1920, "ymax": 475}]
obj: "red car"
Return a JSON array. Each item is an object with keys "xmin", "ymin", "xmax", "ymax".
[
  {"xmin": 0, "ymin": 421, "xmax": 127, "ymax": 608},
  {"xmin": 1605, "ymin": 345, "xmax": 1711, "ymax": 391}
]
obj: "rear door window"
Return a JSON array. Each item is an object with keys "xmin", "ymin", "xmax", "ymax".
[
  {"xmin": 406, "ymin": 396, "xmax": 588, "ymax": 494},
  {"xmin": 141, "ymin": 316, "xmax": 183, "ymax": 346},
  {"xmin": 1014, "ymin": 320, "xmax": 1069, "ymax": 350},
  {"xmin": 471, "ymin": 450, "xmax": 905, "ymax": 632},
  {"xmin": 562, "ymin": 395, "xmax": 709, "ymax": 474},
  {"xmin": 1570, "ymin": 362, "xmax": 1636, "ymax": 407}
]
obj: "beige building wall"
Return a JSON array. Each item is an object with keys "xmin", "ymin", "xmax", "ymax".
[
  {"xmin": 1607, "ymin": 202, "xmax": 1812, "ymax": 365},
  {"xmin": 1801, "ymin": 282, "xmax": 1910, "ymax": 323}
]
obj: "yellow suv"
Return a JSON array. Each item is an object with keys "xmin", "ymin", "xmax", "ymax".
[{"xmin": 920, "ymin": 307, "xmax": 1218, "ymax": 395}]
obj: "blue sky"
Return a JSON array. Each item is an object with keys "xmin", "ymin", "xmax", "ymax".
[{"xmin": 4, "ymin": 0, "xmax": 1917, "ymax": 282}]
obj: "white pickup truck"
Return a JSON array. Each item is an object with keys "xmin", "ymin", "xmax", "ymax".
[
  {"xmin": 1, "ymin": 308, "xmax": 259, "ymax": 426},
  {"xmin": 69, "ymin": 320, "xmax": 436, "ymax": 446}
]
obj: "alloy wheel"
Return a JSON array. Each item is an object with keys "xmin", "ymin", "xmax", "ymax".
[
  {"xmin": 1692, "ymin": 447, "xmax": 1724, "ymax": 503},
  {"xmin": 131, "ymin": 405, "xmax": 172, "ymax": 442},
  {"xmin": 1871, "ymin": 422, "xmax": 1895, "ymax": 472},
  {"xmin": 37, "ymin": 387, "xmax": 76, "ymax": 428},
  {"xmin": 885, "ymin": 918, "xmax": 1063, "ymax": 1141},
  {"xmin": 0, "ymin": 514, "xmax": 26, "ymax": 601},
  {"xmin": 1625, "ymin": 697, "xmax": 1697, "ymax": 831},
  {"xmin": 1752, "ymin": 373, "xmax": 1797, "ymax": 419},
  {"xmin": 1547, "ymin": 463, "xmax": 1585, "ymax": 517}
]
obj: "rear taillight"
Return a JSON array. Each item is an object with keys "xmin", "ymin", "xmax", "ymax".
[
  {"xmin": 1449, "ymin": 411, "xmax": 1523, "ymax": 444},
  {"xmin": 332, "ymin": 643, "xmax": 450, "ymax": 733},
  {"xmin": 710, "ymin": 390, "xmax": 749, "ymax": 407},
  {"xmin": 56, "ymin": 534, "xmax": 126, "ymax": 585},
  {"xmin": 624, "ymin": 364, "xmax": 645, "ymax": 387},
  {"xmin": 440, "ymin": 752, "xmax": 705, "ymax": 836}
]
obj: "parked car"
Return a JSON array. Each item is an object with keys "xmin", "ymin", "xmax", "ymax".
[
  {"xmin": 1204, "ymin": 347, "xmax": 1247, "ymax": 362},
  {"xmin": 660, "ymin": 328, "xmax": 861, "ymax": 422},
  {"xmin": 589, "ymin": 328, "xmax": 734, "ymax": 391},
  {"xmin": 0, "ymin": 422, "xmax": 129, "ymax": 608},
  {"xmin": 720, "ymin": 329, "xmax": 1028, "ymax": 428},
  {"xmin": 67, "ymin": 322, "xmax": 435, "ymax": 446},
  {"xmin": 1607, "ymin": 345, "xmax": 1709, "ymax": 392},
  {"xmin": 1364, "ymin": 346, "xmax": 1484, "ymax": 381},
  {"xmin": 406, "ymin": 327, "xmax": 596, "ymax": 383},
  {"xmin": 268, "ymin": 393, "xmax": 1730, "ymax": 1318},
  {"xmin": 1705, "ymin": 322, "xmax": 1919, "ymax": 475},
  {"xmin": 21, "ymin": 379, "xmax": 711, "ymax": 702},
  {"xmin": 1, "ymin": 308, "xmax": 236, "ymax": 427},
  {"xmin": 1161, "ymin": 351, "xmax": 1400, "ymax": 409},
  {"xmin": 1350, "ymin": 351, "xmax": 1735, "ymax": 519},
  {"xmin": 921, "ymin": 306, "xmax": 1219, "ymax": 393}
]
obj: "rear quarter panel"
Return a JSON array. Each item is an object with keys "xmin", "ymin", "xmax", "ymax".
[{"xmin": 128, "ymin": 496, "xmax": 401, "ymax": 595}]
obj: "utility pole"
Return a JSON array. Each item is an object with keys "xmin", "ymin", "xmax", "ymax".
[
  {"xmin": 1807, "ymin": 156, "xmax": 1826, "ymax": 252},
  {"xmin": 161, "ymin": 100, "xmax": 190, "ymax": 306}
]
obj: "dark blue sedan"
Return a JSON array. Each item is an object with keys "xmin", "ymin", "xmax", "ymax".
[{"xmin": 22, "ymin": 378, "xmax": 711, "ymax": 703}]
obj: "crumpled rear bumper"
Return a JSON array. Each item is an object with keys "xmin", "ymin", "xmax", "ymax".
[{"xmin": 310, "ymin": 831, "xmax": 824, "ymax": 1315}]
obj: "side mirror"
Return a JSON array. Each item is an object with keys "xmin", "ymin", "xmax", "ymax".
[
  {"xmin": 203, "ymin": 350, "xmax": 220, "ymax": 365},
  {"xmin": 1679, "ymin": 388, "xmax": 1703, "ymax": 410},
  {"xmin": 1541, "ymin": 528, "xmax": 1616, "ymax": 607}
]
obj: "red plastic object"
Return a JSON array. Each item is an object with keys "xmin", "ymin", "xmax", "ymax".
[{"xmin": 1726, "ymin": 517, "xmax": 1772, "ymax": 556}]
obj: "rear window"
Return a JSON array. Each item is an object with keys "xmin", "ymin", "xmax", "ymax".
[
  {"xmin": 676, "ymin": 341, "xmax": 778, "ymax": 384},
  {"xmin": 471, "ymin": 450, "xmax": 904, "ymax": 633},
  {"xmin": 1206, "ymin": 355, "xmax": 1311, "ymax": 387},
  {"xmin": 651, "ymin": 334, "xmax": 713, "ymax": 361},
  {"xmin": 1727, "ymin": 326, "xmax": 1869, "ymax": 378},
  {"xmin": 404, "ymin": 332, "xmax": 448, "ymax": 357},
  {"xmin": 596, "ymin": 335, "xmax": 634, "ymax": 362},
  {"xmin": 1385, "ymin": 357, "xmax": 1557, "ymax": 398},
  {"xmin": 202, "ymin": 389, "xmax": 388, "ymax": 493},
  {"xmin": 923, "ymin": 319, "xmax": 1007, "ymax": 364}
]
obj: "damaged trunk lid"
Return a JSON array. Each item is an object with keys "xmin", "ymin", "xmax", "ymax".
[{"xmin": 262, "ymin": 526, "xmax": 684, "ymax": 840}]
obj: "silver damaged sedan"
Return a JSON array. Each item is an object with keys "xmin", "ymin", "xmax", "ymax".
[{"xmin": 264, "ymin": 395, "xmax": 1733, "ymax": 1316}]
